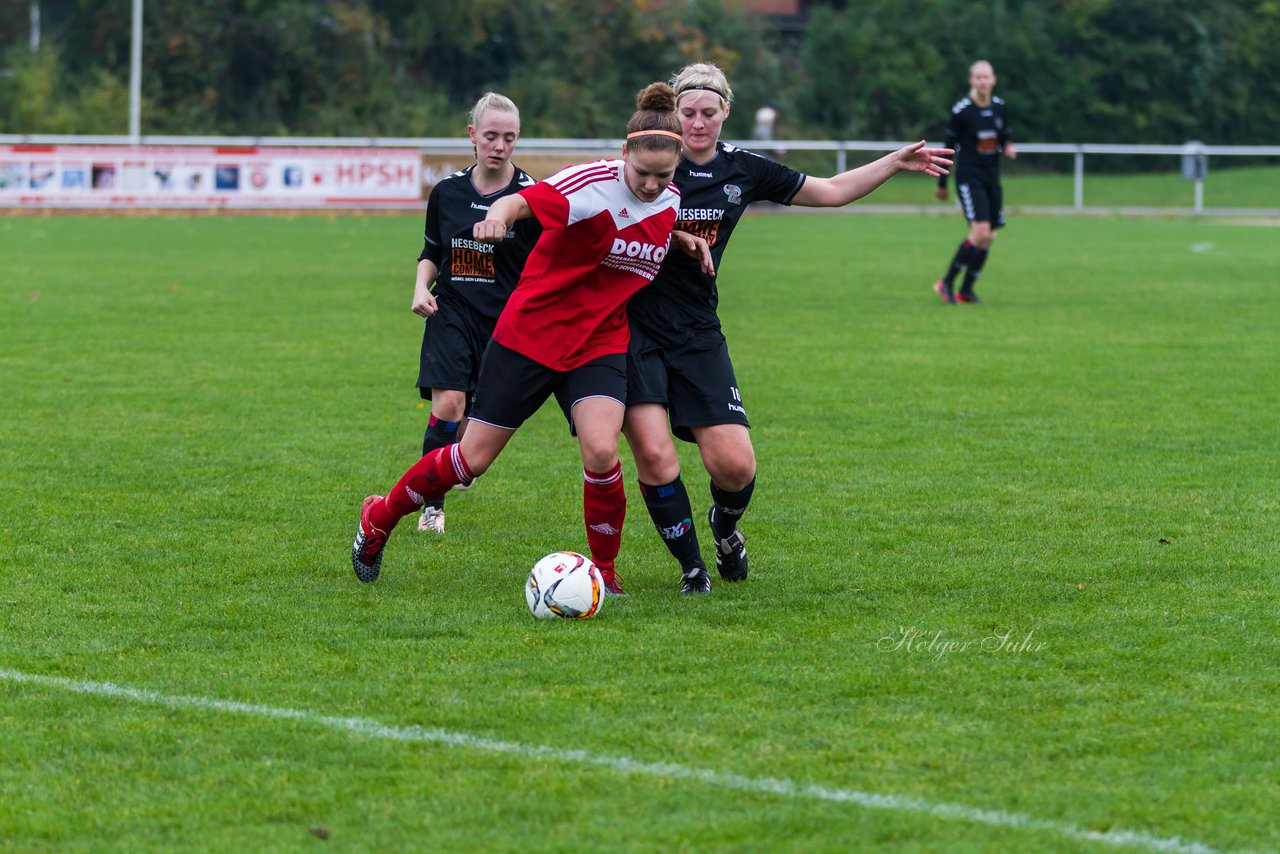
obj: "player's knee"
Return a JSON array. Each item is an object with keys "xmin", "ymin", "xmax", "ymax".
[
  {"xmin": 708, "ymin": 453, "xmax": 756, "ymax": 493},
  {"xmin": 627, "ymin": 435, "xmax": 677, "ymax": 481},
  {"xmin": 580, "ymin": 441, "xmax": 621, "ymax": 474},
  {"xmin": 432, "ymin": 393, "xmax": 467, "ymax": 422}
]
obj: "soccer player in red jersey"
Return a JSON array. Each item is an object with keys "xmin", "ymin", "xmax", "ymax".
[{"xmin": 352, "ymin": 83, "xmax": 715, "ymax": 593}]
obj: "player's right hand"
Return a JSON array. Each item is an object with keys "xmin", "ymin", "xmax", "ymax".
[{"xmin": 411, "ymin": 282, "xmax": 438, "ymax": 317}]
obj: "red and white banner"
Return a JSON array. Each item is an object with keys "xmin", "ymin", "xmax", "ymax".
[{"xmin": 0, "ymin": 144, "xmax": 422, "ymax": 208}]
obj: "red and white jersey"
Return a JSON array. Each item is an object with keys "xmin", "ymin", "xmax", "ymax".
[{"xmin": 492, "ymin": 159, "xmax": 681, "ymax": 371}]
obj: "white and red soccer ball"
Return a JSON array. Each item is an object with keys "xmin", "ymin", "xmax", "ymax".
[{"xmin": 525, "ymin": 551, "xmax": 604, "ymax": 619}]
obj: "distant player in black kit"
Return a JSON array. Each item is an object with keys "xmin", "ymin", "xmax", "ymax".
[
  {"xmin": 411, "ymin": 92, "xmax": 540, "ymax": 532},
  {"xmin": 624, "ymin": 62, "xmax": 952, "ymax": 595},
  {"xmin": 934, "ymin": 60, "xmax": 1016, "ymax": 304}
]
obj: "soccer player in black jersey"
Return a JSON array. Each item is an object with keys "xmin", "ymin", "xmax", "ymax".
[
  {"xmin": 933, "ymin": 60, "xmax": 1016, "ymax": 304},
  {"xmin": 411, "ymin": 93, "xmax": 541, "ymax": 533},
  {"xmin": 624, "ymin": 62, "xmax": 952, "ymax": 594}
]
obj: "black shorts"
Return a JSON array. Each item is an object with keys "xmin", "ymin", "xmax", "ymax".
[
  {"xmin": 956, "ymin": 171, "xmax": 1005, "ymax": 228},
  {"xmin": 417, "ymin": 295, "xmax": 497, "ymax": 400},
  {"xmin": 627, "ymin": 323, "xmax": 748, "ymax": 443},
  {"xmin": 470, "ymin": 340, "xmax": 627, "ymax": 434}
]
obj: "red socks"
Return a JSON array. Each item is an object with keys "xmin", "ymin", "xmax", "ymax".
[
  {"xmin": 583, "ymin": 462, "xmax": 625, "ymax": 570},
  {"xmin": 371, "ymin": 443, "xmax": 474, "ymax": 530},
  {"xmin": 367, "ymin": 449, "xmax": 623, "ymax": 570}
]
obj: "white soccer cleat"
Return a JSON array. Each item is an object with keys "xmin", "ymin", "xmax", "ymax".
[
  {"xmin": 709, "ymin": 506, "xmax": 748, "ymax": 581},
  {"xmin": 417, "ymin": 506, "xmax": 445, "ymax": 533}
]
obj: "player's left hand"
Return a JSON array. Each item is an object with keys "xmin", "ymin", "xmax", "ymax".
[
  {"xmin": 1004, "ymin": 142, "xmax": 1018, "ymax": 160},
  {"xmin": 671, "ymin": 231, "xmax": 715, "ymax": 276},
  {"xmin": 473, "ymin": 218, "xmax": 508, "ymax": 243},
  {"xmin": 897, "ymin": 140, "xmax": 954, "ymax": 177}
]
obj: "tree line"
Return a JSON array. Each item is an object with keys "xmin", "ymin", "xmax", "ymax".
[{"xmin": 3, "ymin": 0, "xmax": 1278, "ymax": 147}]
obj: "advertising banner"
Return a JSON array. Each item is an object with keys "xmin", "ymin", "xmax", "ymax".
[
  {"xmin": 419, "ymin": 152, "xmax": 599, "ymax": 193},
  {"xmin": 0, "ymin": 144, "xmax": 422, "ymax": 208}
]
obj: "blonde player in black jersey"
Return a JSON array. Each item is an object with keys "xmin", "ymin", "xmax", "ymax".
[
  {"xmin": 933, "ymin": 60, "xmax": 1017, "ymax": 304},
  {"xmin": 623, "ymin": 62, "xmax": 952, "ymax": 595},
  {"xmin": 410, "ymin": 93, "xmax": 540, "ymax": 533}
]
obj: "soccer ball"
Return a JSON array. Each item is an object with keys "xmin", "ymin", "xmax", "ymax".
[{"xmin": 525, "ymin": 551, "xmax": 605, "ymax": 620}]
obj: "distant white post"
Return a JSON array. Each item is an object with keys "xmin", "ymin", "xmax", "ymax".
[
  {"xmin": 29, "ymin": 1, "xmax": 41, "ymax": 52},
  {"xmin": 128, "ymin": 0, "xmax": 143, "ymax": 141},
  {"xmin": 1181, "ymin": 141, "xmax": 1207, "ymax": 215},
  {"xmin": 1073, "ymin": 148, "xmax": 1084, "ymax": 210}
]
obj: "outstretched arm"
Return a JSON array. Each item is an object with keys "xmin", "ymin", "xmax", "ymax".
[
  {"xmin": 473, "ymin": 194, "xmax": 533, "ymax": 243},
  {"xmin": 791, "ymin": 141, "xmax": 954, "ymax": 208}
]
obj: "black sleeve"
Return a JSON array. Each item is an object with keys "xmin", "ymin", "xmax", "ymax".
[
  {"xmin": 748, "ymin": 150, "xmax": 806, "ymax": 206},
  {"xmin": 940, "ymin": 109, "xmax": 962, "ymax": 188},
  {"xmin": 999, "ymin": 104, "xmax": 1013, "ymax": 150},
  {"xmin": 418, "ymin": 184, "xmax": 444, "ymax": 265}
]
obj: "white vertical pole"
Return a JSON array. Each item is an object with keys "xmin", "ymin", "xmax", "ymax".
[
  {"xmin": 1073, "ymin": 148, "xmax": 1084, "ymax": 210},
  {"xmin": 29, "ymin": 2, "xmax": 41, "ymax": 52},
  {"xmin": 128, "ymin": 0, "xmax": 143, "ymax": 141},
  {"xmin": 1194, "ymin": 179, "xmax": 1204, "ymax": 214},
  {"xmin": 836, "ymin": 144, "xmax": 846, "ymax": 174}
]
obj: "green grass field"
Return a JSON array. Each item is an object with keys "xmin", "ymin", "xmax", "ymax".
[{"xmin": 1, "ymin": 209, "xmax": 1277, "ymax": 853}]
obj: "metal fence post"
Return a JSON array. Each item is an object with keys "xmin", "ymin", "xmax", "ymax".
[
  {"xmin": 128, "ymin": 0, "xmax": 143, "ymax": 143},
  {"xmin": 1181, "ymin": 141, "xmax": 1207, "ymax": 214},
  {"xmin": 1074, "ymin": 148, "xmax": 1084, "ymax": 211}
]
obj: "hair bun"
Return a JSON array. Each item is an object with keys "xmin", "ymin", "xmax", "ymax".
[{"xmin": 636, "ymin": 82, "xmax": 677, "ymax": 113}]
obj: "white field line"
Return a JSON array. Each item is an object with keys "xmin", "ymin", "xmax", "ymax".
[{"xmin": 0, "ymin": 668, "xmax": 1262, "ymax": 854}]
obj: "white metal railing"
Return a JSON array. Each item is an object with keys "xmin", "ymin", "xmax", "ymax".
[
  {"xmin": 3, "ymin": 134, "xmax": 1278, "ymax": 215},
  {"xmin": 751, "ymin": 140, "xmax": 1280, "ymax": 214}
]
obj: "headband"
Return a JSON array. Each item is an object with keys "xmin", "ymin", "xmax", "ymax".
[
  {"xmin": 677, "ymin": 84, "xmax": 728, "ymax": 102},
  {"xmin": 626, "ymin": 130, "xmax": 683, "ymax": 141}
]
